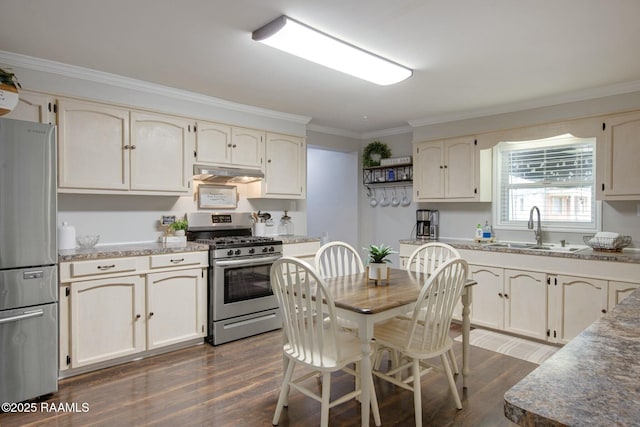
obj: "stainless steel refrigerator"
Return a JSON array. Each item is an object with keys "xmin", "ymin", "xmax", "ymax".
[{"xmin": 0, "ymin": 117, "xmax": 58, "ymax": 403}]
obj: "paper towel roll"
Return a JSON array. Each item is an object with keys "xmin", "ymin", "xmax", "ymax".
[{"xmin": 59, "ymin": 221, "xmax": 76, "ymax": 250}]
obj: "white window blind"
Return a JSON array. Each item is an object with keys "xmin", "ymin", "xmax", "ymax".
[{"xmin": 496, "ymin": 134, "xmax": 596, "ymax": 231}]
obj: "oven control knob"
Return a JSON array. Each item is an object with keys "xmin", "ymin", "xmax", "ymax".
[
  {"xmin": 262, "ymin": 247, "xmax": 268, "ymax": 253},
  {"xmin": 249, "ymin": 248, "xmax": 255, "ymax": 254},
  {"xmin": 227, "ymin": 250, "xmax": 234, "ymax": 256},
  {"xmin": 269, "ymin": 246, "xmax": 275, "ymax": 252},
  {"xmin": 234, "ymin": 249, "xmax": 242, "ymax": 255}
]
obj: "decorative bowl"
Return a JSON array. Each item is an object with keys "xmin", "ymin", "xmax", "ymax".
[{"xmin": 76, "ymin": 235, "xmax": 100, "ymax": 248}]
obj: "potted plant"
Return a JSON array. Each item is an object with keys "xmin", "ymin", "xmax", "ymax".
[
  {"xmin": 169, "ymin": 218, "xmax": 188, "ymax": 236},
  {"xmin": 0, "ymin": 68, "xmax": 21, "ymax": 116},
  {"xmin": 364, "ymin": 243, "xmax": 397, "ymax": 282},
  {"xmin": 362, "ymin": 141, "xmax": 391, "ymax": 167}
]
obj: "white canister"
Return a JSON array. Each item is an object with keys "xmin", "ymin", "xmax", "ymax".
[
  {"xmin": 253, "ymin": 222, "xmax": 266, "ymax": 237},
  {"xmin": 58, "ymin": 221, "xmax": 76, "ymax": 250}
]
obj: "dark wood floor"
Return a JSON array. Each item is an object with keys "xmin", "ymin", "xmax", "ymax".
[{"xmin": 0, "ymin": 325, "xmax": 535, "ymax": 426}]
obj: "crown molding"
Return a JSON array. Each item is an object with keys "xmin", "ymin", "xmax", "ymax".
[
  {"xmin": 0, "ymin": 50, "xmax": 312, "ymax": 125},
  {"xmin": 408, "ymin": 79, "xmax": 640, "ymax": 128}
]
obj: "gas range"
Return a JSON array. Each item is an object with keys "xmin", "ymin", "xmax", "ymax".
[
  {"xmin": 196, "ymin": 236, "xmax": 282, "ymax": 260},
  {"xmin": 186, "ymin": 212, "xmax": 283, "ymax": 259},
  {"xmin": 186, "ymin": 211, "xmax": 283, "ymax": 345}
]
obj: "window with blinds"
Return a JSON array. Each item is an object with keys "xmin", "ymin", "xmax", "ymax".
[{"xmin": 496, "ymin": 134, "xmax": 597, "ymax": 231}]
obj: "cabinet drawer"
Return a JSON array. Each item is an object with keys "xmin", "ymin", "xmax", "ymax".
[
  {"xmin": 150, "ymin": 252, "xmax": 207, "ymax": 269},
  {"xmin": 70, "ymin": 257, "xmax": 138, "ymax": 278}
]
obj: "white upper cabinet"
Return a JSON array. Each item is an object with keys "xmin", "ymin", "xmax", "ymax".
[
  {"xmin": 195, "ymin": 121, "xmax": 263, "ymax": 168},
  {"xmin": 249, "ymin": 132, "xmax": 306, "ymax": 199},
  {"xmin": 57, "ymin": 98, "xmax": 130, "ymax": 191},
  {"xmin": 4, "ymin": 90, "xmax": 54, "ymax": 124},
  {"xmin": 57, "ymin": 98, "xmax": 192, "ymax": 195},
  {"xmin": 414, "ymin": 136, "xmax": 491, "ymax": 202},
  {"xmin": 130, "ymin": 111, "xmax": 192, "ymax": 193},
  {"xmin": 600, "ymin": 111, "xmax": 640, "ymax": 200}
]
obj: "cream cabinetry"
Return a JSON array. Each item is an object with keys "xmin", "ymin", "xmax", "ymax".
[
  {"xmin": 146, "ymin": 268, "xmax": 206, "ymax": 349},
  {"xmin": 59, "ymin": 251, "xmax": 207, "ymax": 375},
  {"xmin": 195, "ymin": 121, "xmax": 264, "ymax": 168},
  {"xmin": 548, "ymin": 275, "xmax": 607, "ymax": 344},
  {"xmin": 67, "ymin": 275, "xmax": 146, "ymax": 368},
  {"xmin": 401, "ymin": 244, "xmax": 639, "ymax": 345},
  {"xmin": 249, "ymin": 133, "xmax": 306, "ymax": 199},
  {"xmin": 57, "ymin": 98, "xmax": 192, "ymax": 195},
  {"xmin": 467, "ymin": 264, "xmax": 503, "ymax": 329},
  {"xmin": 608, "ymin": 281, "xmax": 640, "ymax": 310},
  {"xmin": 600, "ymin": 111, "xmax": 640, "ymax": 200},
  {"xmin": 413, "ymin": 137, "xmax": 491, "ymax": 202},
  {"xmin": 4, "ymin": 90, "xmax": 54, "ymax": 123},
  {"xmin": 503, "ymin": 269, "xmax": 548, "ymax": 340},
  {"xmin": 283, "ymin": 240, "xmax": 321, "ymax": 265},
  {"xmin": 130, "ymin": 111, "xmax": 192, "ymax": 192}
]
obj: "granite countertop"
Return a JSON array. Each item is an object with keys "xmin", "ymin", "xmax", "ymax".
[
  {"xmin": 504, "ymin": 288, "xmax": 640, "ymax": 426},
  {"xmin": 399, "ymin": 238, "xmax": 640, "ymax": 264},
  {"xmin": 278, "ymin": 235, "xmax": 321, "ymax": 244},
  {"xmin": 59, "ymin": 241, "xmax": 209, "ymax": 262}
]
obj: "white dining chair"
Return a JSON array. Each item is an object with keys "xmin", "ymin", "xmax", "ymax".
[
  {"xmin": 406, "ymin": 242, "xmax": 461, "ymax": 275},
  {"xmin": 375, "ymin": 242, "xmax": 462, "ymax": 373},
  {"xmin": 405, "ymin": 242, "xmax": 461, "ymax": 373},
  {"xmin": 270, "ymin": 257, "xmax": 381, "ymax": 427},
  {"xmin": 315, "ymin": 241, "xmax": 365, "ymax": 279},
  {"xmin": 372, "ymin": 258, "xmax": 469, "ymax": 426}
]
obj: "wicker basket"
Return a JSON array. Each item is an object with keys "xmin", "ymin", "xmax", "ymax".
[{"xmin": 583, "ymin": 235, "xmax": 631, "ymax": 252}]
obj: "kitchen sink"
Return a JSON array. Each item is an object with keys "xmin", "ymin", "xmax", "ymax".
[{"xmin": 483, "ymin": 242, "xmax": 586, "ymax": 252}]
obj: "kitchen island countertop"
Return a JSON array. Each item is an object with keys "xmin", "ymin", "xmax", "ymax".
[
  {"xmin": 59, "ymin": 241, "xmax": 209, "ymax": 262},
  {"xmin": 503, "ymin": 287, "xmax": 640, "ymax": 426},
  {"xmin": 278, "ymin": 235, "xmax": 321, "ymax": 244}
]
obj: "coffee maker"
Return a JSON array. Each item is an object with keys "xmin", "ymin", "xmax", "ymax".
[{"xmin": 416, "ymin": 209, "xmax": 439, "ymax": 240}]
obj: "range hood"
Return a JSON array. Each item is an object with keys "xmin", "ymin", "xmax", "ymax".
[{"xmin": 193, "ymin": 164, "xmax": 264, "ymax": 183}]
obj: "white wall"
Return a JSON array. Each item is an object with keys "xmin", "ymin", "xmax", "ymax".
[{"xmin": 306, "ymin": 147, "xmax": 358, "ymax": 248}]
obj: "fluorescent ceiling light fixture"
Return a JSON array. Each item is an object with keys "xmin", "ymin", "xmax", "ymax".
[{"xmin": 252, "ymin": 15, "xmax": 412, "ymax": 86}]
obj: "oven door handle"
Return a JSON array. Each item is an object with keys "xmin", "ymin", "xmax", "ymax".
[{"xmin": 214, "ymin": 255, "xmax": 282, "ymax": 268}]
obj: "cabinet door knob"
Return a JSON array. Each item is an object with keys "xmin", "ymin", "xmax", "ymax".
[
  {"xmin": 130, "ymin": 145, "xmax": 136, "ymax": 149},
  {"xmin": 498, "ymin": 292, "xmax": 503, "ymax": 298},
  {"xmin": 601, "ymin": 309, "xmax": 607, "ymax": 314},
  {"xmin": 123, "ymin": 145, "xmax": 130, "ymax": 149},
  {"xmin": 149, "ymin": 312, "xmax": 154, "ymax": 317},
  {"xmin": 135, "ymin": 314, "xmax": 141, "ymax": 320},
  {"xmin": 504, "ymin": 293, "xmax": 509, "ymax": 299},
  {"xmin": 268, "ymin": 159, "xmax": 272, "ymax": 163},
  {"xmin": 227, "ymin": 144, "xmax": 232, "ymax": 147},
  {"xmin": 232, "ymin": 144, "xmax": 237, "ymax": 148}
]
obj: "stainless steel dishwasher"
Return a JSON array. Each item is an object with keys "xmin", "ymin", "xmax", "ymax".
[{"xmin": 0, "ymin": 118, "xmax": 58, "ymax": 403}]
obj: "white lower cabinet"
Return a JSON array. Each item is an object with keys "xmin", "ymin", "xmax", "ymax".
[
  {"xmin": 608, "ymin": 281, "xmax": 640, "ymax": 311},
  {"xmin": 468, "ymin": 264, "xmax": 503, "ymax": 329},
  {"xmin": 147, "ymin": 268, "xmax": 206, "ymax": 350},
  {"xmin": 503, "ymin": 269, "xmax": 548, "ymax": 340},
  {"xmin": 548, "ymin": 275, "xmax": 607, "ymax": 344},
  {"xmin": 60, "ymin": 251, "xmax": 207, "ymax": 374},
  {"xmin": 282, "ymin": 240, "xmax": 321, "ymax": 265},
  {"xmin": 68, "ymin": 275, "xmax": 146, "ymax": 368}
]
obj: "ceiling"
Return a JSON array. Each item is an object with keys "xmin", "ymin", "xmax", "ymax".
[{"xmin": 2, "ymin": 0, "xmax": 640, "ymax": 136}]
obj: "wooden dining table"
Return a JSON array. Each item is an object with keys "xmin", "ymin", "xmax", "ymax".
[{"xmin": 322, "ymin": 267, "xmax": 476, "ymax": 427}]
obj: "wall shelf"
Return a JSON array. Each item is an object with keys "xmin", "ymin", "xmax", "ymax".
[{"xmin": 363, "ymin": 163, "xmax": 413, "ymax": 187}]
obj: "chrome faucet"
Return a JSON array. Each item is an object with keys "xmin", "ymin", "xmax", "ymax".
[{"xmin": 528, "ymin": 206, "xmax": 543, "ymax": 245}]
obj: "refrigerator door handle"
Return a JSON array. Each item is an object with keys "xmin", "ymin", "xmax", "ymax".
[{"xmin": 0, "ymin": 309, "xmax": 45, "ymax": 324}]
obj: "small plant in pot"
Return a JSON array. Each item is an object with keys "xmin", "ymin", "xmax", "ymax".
[
  {"xmin": 169, "ymin": 218, "xmax": 188, "ymax": 236},
  {"xmin": 364, "ymin": 243, "xmax": 397, "ymax": 282},
  {"xmin": 0, "ymin": 68, "xmax": 21, "ymax": 116}
]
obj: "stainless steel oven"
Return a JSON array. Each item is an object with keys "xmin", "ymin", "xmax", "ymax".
[{"xmin": 187, "ymin": 212, "xmax": 282, "ymax": 345}]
